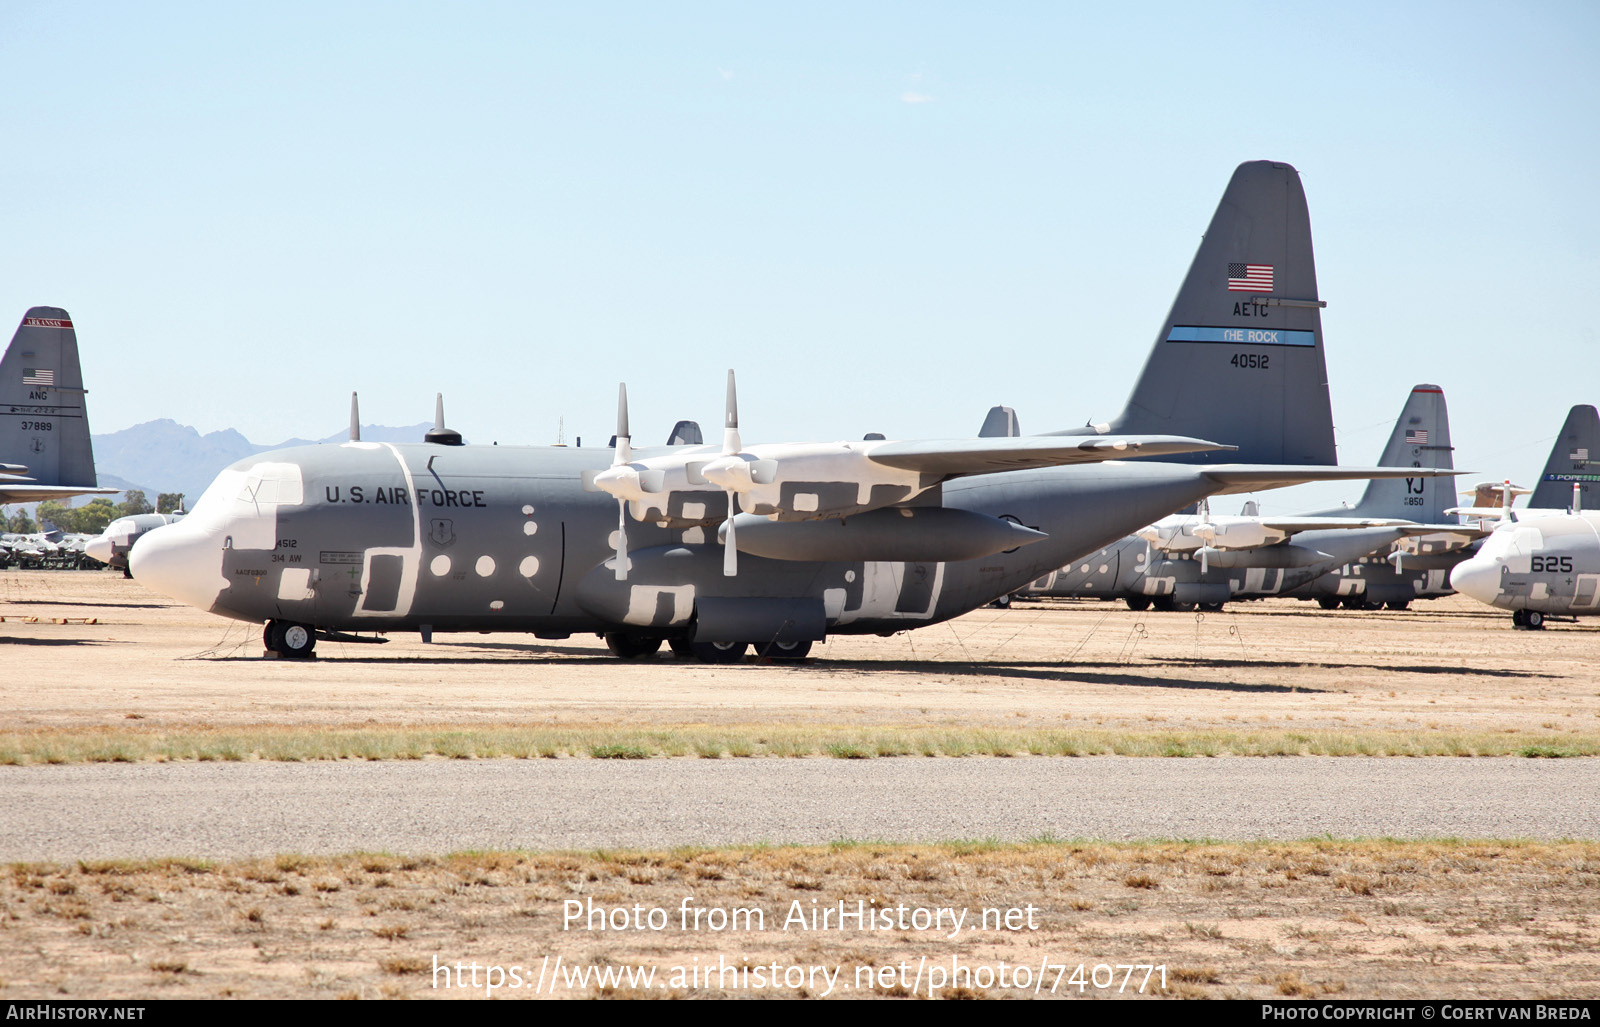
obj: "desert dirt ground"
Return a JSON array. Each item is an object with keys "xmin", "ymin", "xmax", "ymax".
[
  {"xmin": 0, "ymin": 569, "xmax": 1596, "ymax": 739},
  {"xmin": 0, "ymin": 568, "xmax": 1598, "ymax": 1000}
]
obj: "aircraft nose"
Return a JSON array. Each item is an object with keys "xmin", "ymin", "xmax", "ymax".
[
  {"xmin": 1449, "ymin": 557, "xmax": 1502, "ymax": 605},
  {"xmin": 83, "ymin": 536, "xmax": 115, "ymax": 564},
  {"xmin": 128, "ymin": 524, "xmax": 226, "ymax": 610}
]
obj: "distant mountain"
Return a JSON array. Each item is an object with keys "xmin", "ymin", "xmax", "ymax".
[{"xmin": 91, "ymin": 419, "xmax": 434, "ymax": 502}]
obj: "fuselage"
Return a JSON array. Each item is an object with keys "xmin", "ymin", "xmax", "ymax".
[
  {"xmin": 1021, "ymin": 525, "xmax": 1422, "ymax": 607},
  {"xmin": 129, "ymin": 440, "xmax": 1228, "ymax": 639},
  {"xmin": 1449, "ymin": 511, "xmax": 1600, "ymax": 617}
]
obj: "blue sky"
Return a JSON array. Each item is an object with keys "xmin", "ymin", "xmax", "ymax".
[{"xmin": 2, "ymin": 1, "xmax": 1595, "ymax": 510}]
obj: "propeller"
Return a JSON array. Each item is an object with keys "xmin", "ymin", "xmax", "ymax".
[
  {"xmin": 697, "ymin": 371, "xmax": 786, "ymax": 576},
  {"xmin": 589, "ymin": 384, "xmax": 674, "ymax": 579},
  {"xmin": 424, "ymin": 393, "xmax": 463, "ymax": 446},
  {"xmin": 602, "ymin": 385, "xmax": 633, "ymax": 580},
  {"xmin": 349, "ymin": 392, "xmax": 360, "ymax": 442},
  {"xmin": 1191, "ymin": 499, "xmax": 1217, "ymax": 574},
  {"xmin": 717, "ymin": 371, "xmax": 741, "ymax": 576}
]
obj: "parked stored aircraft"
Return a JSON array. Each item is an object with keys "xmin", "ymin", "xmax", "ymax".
[
  {"xmin": 130, "ymin": 161, "xmax": 1452, "ymax": 660},
  {"xmin": 1449, "ymin": 405, "xmax": 1600, "ymax": 628},
  {"xmin": 0, "ymin": 308, "xmax": 115, "ymax": 505},
  {"xmin": 1014, "ymin": 385, "xmax": 1472, "ymax": 611},
  {"xmin": 84, "ymin": 512, "xmax": 186, "ymax": 577}
]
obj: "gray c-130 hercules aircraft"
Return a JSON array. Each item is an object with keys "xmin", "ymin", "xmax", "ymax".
[{"xmin": 130, "ymin": 160, "xmax": 1454, "ymax": 661}]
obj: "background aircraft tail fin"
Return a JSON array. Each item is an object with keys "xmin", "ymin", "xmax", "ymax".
[
  {"xmin": 1345, "ymin": 385, "xmax": 1454, "ymax": 520},
  {"xmin": 1528, "ymin": 404, "xmax": 1600, "ymax": 511},
  {"xmin": 978, "ymin": 405, "xmax": 1020, "ymax": 438},
  {"xmin": 1059, "ymin": 161, "xmax": 1334, "ymax": 465},
  {"xmin": 0, "ymin": 308, "xmax": 98, "ymax": 487}
]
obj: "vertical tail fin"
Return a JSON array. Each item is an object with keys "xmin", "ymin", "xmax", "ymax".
[
  {"xmin": 978, "ymin": 405, "xmax": 1020, "ymax": 438},
  {"xmin": 1062, "ymin": 161, "xmax": 1334, "ymax": 465},
  {"xmin": 0, "ymin": 308, "xmax": 98, "ymax": 486},
  {"xmin": 1528, "ymin": 404, "xmax": 1600, "ymax": 511},
  {"xmin": 1346, "ymin": 385, "xmax": 1454, "ymax": 519}
]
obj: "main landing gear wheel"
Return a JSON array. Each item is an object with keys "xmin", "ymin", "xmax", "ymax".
[
  {"xmin": 1198, "ymin": 601, "xmax": 1225, "ymax": 613},
  {"xmin": 1151, "ymin": 597, "xmax": 1193, "ymax": 612},
  {"xmin": 757, "ymin": 639, "xmax": 812, "ymax": 660},
  {"xmin": 689, "ymin": 640, "xmax": 748, "ymax": 664},
  {"xmin": 1512, "ymin": 609, "xmax": 1545, "ymax": 630},
  {"xmin": 1342, "ymin": 595, "xmax": 1381, "ymax": 611},
  {"xmin": 1316, "ymin": 597, "xmax": 1340, "ymax": 610},
  {"xmin": 264, "ymin": 619, "xmax": 317, "ymax": 658},
  {"xmin": 604, "ymin": 633, "xmax": 662, "ymax": 660},
  {"xmin": 1386, "ymin": 600, "xmax": 1412, "ymax": 611},
  {"xmin": 667, "ymin": 637, "xmax": 695, "ymax": 659},
  {"xmin": 1124, "ymin": 596, "xmax": 1151, "ymax": 612}
]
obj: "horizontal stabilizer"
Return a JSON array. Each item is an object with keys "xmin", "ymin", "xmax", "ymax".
[
  {"xmin": 1201, "ymin": 465, "xmax": 1462, "ymax": 496},
  {"xmin": 0, "ymin": 484, "xmax": 118, "ymax": 504},
  {"xmin": 868, "ymin": 435, "xmax": 1235, "ymax": 478}
]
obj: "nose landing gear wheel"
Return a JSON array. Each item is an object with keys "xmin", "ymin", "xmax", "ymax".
[
  {"xmin": 264, "ymin": 620, "xmax": 317, "ymax": 658},
  {"xmin": 689, "ymin": 640, "xmax": 748, "ymax": 664},
  {"xmin": 1512, "ymin": 609, "xmax": 1545, "ymax": 629}
]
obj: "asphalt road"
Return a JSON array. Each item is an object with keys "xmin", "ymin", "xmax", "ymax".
[{"xmin": 2, "ymin": 757, "xmax": 1596, "ymax": 861}]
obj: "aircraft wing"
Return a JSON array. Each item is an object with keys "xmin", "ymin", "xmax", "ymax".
[
  {"xmin": 1258, "ymin": 516, "xmax": 1421, "ymax": 532},
  {"xmin": 0, "ymin": 485, "xmax": 120, "ymax": 504},
  {"xmin": 1392, "ymin": 521, "xmax": 1493, "ymax": 539},
  {"xmin": 1199, "ymin": 466, "xmax": 1462, "ymax": 496},
  {"xmin": 866, "ymin": 435, "xmax": 1235, "ymax": 478}
]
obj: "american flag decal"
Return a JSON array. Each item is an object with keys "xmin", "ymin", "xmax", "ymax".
[
  {"xmin": 1574, "ymin": 448, "xmax": 1590, "ymax": 462},
  {"xmin": 1226, "ymin": 263, "xmax": 1274, "ymax": 292},
  {"xmin": 1405, "ymin": 429, "xmax": 1429, "ymax": 445},
  {"xmin": 22, "ymin": 368, "xmax": 53, "ymax": 386}
]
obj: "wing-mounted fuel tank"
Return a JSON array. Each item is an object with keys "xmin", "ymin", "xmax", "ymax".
[{"xmin": 715, "ymin": 507, "xmax": 1045, "ymax": 563}]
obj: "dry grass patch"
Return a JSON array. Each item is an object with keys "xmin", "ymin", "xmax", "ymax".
[
  {"xmin": 3, "ymin": 723, "xmax": 1599, "ymax": 764},
  {"xmin": 0, "ymin": 840, "xmax": 1596, "ymax": 999}
]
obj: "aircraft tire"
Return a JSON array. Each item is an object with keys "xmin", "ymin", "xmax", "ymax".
[
  {"xmin": 1316, "ymin": 597, "xmax": 1340, "ymax": 610},
  {"xmin": 277, "ymin": 621, "xmax": 317, "ymax": 659},
  {"xmin": 1198, "ymin": 601, "xmax": 1225, "ymax": 613},
  {"xmin": 690, "ymin": 640, "xmax": 748, "ymax": 664},
  {"xmin": 1150, "ymin": 596, "xmax": 1177, "ymax": 612},
  {"xmin": 989, "ymin": 594, "xmax": 1011, "ymax": 609},
  {"xmin": 604, "ymin": 633, "xmax": 662, "ymax": 660},
  {"xmin": 757, "ymin": 639, "xmax": 812, "ymax": 661},
  {"xmin": 263, "ymin": 621, "xmax": 285, "ymax": 652},
  {"xmin": 1385, "ymin": 600, "xmax": 1411, "ymax": 611},
  {"xmin": 1526, "ymin": 610, "xmax": 1545, "ymax": 630},
  {"xmin": 1124, "ymin": 597, "xmax": 1151, "ymax": 612},
  {"xmin": 667, "ymin": 637, "xmax": 695, "ymax": 659}
]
